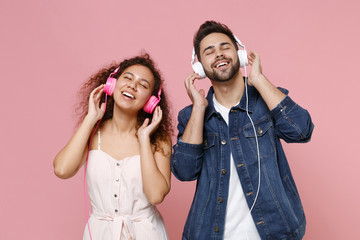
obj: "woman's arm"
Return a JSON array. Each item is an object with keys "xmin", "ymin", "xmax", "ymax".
[
  {"xmin": 138, "ymin": 106, "xmax": 172, "ymax": 205},
  {"xmin": 53, "ymin": 85, "xmax": 106, "ymax": 179}
]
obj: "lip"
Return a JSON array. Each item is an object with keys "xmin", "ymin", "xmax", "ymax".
[
  {"xmin": 213, "ymin": 60, "xmax": 230, "ymax": 69},
  {"xmin": 121, "ymin": 91, "xmax": 136, "ymax": 100}
]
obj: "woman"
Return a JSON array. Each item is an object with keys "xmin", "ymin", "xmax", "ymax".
[{"xmin": 53, "ymin": 54, "xmax": 172, "ymax": 240}]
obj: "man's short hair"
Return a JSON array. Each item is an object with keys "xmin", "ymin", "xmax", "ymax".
[{"xmin": 193, "ymin": 21, "xmax": 239, "ymax": 61}]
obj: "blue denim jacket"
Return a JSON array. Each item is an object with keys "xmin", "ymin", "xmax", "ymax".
[{"xmin": 171, "ymin": 86, "xmax": 314, "ymax": 240}]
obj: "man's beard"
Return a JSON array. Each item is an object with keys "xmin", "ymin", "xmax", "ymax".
[{"xmin": 205, "ymin": 59, "xmax": 240, "ymax": 82}]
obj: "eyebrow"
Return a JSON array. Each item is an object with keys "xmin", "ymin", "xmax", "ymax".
[
  {"xmin": 123, "ymin": 72, "xmax": 151, "ymax": 86},
  {"xmin": 203, "ymin": 42, "xmax": 232, "ymax": 53}
]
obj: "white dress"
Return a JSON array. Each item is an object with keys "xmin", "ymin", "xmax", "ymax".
[{"xmin": 83, "ymin": 130, "xmax": 169, "ymax": 240}]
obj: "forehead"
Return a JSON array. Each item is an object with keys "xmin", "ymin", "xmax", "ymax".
[
  {"xmin": 123, "ymin": 64, "xmax": 154, "ymax": 82},
  {"xmin": 200, "ymin": 32, "xmax": 234, "ymax": 52}
]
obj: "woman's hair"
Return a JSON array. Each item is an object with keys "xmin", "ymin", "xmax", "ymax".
[{"xmin": 76, "ymin": 53, "xmax": 173, "ymax": 152}]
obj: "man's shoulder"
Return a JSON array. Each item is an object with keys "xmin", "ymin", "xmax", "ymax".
[{"xmin": 178, "ymin": 104, "xmax": 194, "ymax": 118}]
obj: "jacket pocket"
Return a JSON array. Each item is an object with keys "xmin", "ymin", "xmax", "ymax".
[
  {"xmin": 203, "ymin": 134, "xmax": 216, "ymax": 171},
  {"xmin": 243, "ymin": 117, "xmax": 275, "ymax": 159},
  {"xmin": 284, "ymin": 175, "xmax": 304, "ymax": 215}
]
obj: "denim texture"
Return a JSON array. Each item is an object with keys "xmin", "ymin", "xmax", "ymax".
[{"xmin": 171, "ymin": 85, "xmax": 314, "ymax": 240}]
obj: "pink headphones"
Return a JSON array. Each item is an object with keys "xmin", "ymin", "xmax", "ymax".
[{"xmin": 104, "ymin": 67, "xmax": 162, "ymax": 114}]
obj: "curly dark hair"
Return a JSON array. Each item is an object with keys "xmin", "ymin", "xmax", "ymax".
[
  {"xmin": 194, "ymin": 20, "xmax": 239, "ymax": 61},
  {"xmin": 76, "ymin": 53, "xmax": 173, "ymax": 151}
]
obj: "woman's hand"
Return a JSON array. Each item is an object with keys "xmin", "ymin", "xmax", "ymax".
[
  {"xmin": 86, "ymin": 84, "xmax": 106, "ymax": 123},
  {"xmin": 137, "ymin": 106, "xmax": 163, "ymax": 142}
]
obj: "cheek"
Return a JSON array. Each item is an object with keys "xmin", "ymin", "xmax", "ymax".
[
  {"xmin": 115, "ymin": 80, "xmax": 126, "ymax": 89},
  {"xmin": 203, "ymin": 57, "xmax": 214, "ymax": 68},
  {"xmin": 139, "ymin": 91, "xmax": 152, "ymax": 103}
]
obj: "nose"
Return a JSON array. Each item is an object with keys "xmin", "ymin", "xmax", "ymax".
[
  {"xmin": 127, "ymin": 81, "xmax": 137, "ymax": 91},
  {"xmin": 215, "ymin": 49, "xmax": 224, "ymax": 59}
]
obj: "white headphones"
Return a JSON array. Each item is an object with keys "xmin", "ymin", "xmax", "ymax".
[{"xmin": 191, "ymin": 35, "xmax": 249, "ymax": 79}]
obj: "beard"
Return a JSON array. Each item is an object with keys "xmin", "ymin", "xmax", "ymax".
[{"xmin": 204, "ymin": 58, "xmax": 240, "ymax": 82}]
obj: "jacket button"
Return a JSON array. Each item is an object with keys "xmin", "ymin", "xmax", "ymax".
[
  {"xmin": 257, "ymin": 127, "xmax": 263, "ymax": 135},
  {"xmin": 218, "ymin": 197, "xmax": 223, "ymax": 203},
  {"xmin": 221, "ymin": 140, "xmax": 226, "ymax": 145},
  {"xmin": 280, "ymin": 105, "xmax": 287, "ymax": 112},
  {"xmin": 115, "ymin": 209, "xmax": 118, "ymax": 213},
  {"xmin": 246, "ymin": 191, "xmax": 254, "ymax": 196},
  {"xmin": 214, "ymin": 226, "xmax": 219, "ymax": 232},
  {"xmin": 237, "ymin": 163, "xmax": 245, "ymax": 167},
  {"xmin": 221, "ymin": 169, "xmax": 226, "ymax": 175}
]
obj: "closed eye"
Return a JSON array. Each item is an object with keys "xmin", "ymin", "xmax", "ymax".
[
  {"xmin": 204, "ymin": 49, "xmax": 215, "ymax": 56},
  {"xmin": 139, "ymin": 80, "xmax": 150, "ymax": 89},
  {"xmin": 139, "ymin": 83, "xmax": 148, "ymax": 89},
  {"xmin": 220, "ymin": 42, "xmax": 232, "ymax": 50}
]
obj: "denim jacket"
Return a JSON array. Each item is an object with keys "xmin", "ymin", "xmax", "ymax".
[{"xmin": 171, "ymin": 85, "xmax": 314, "ymax": 240}]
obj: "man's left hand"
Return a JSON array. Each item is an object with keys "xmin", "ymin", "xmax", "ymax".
[{"xmin": 247, "ymin": 50, "xmax": 264, "ymax": 86}]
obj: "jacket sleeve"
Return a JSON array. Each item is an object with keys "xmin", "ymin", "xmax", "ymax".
[
  {"xmin": 270, "ymin": 88, "xmax": 314, "ymax": 143},
  {"xmin": 171, "ymin": 107, "xmax": 204, "ymax": 181}
]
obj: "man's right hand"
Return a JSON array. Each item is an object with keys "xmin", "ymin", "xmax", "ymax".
[{"xmin": 184, "ymin": 73, "xmax": 208, "ymax": 109}]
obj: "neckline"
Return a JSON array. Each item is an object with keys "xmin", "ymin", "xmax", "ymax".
[{"xmin": 89, "ymin": 149, "xmax": 139, "ymax": 162}]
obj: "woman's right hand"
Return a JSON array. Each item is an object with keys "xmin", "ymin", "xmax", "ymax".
[
  {"xmin": 54, "ymin": 84, "xmax": 106, "ymax": 179},
  {"xmin": 86, "ymin": 84, "xmax": 106, "ymax": 123}
]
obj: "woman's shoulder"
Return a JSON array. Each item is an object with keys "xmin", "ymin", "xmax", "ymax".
[{"xmin": 154, "ymin": 133, "xmax": 172, "ymax": 157}]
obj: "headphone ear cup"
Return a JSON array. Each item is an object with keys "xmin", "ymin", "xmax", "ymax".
[
  {"xmin": 237, "ymin": 50, "xmax": 248, "ymax": 68},
  {"xmin": 192, "ymin": 62, "xmax": 206, "ymax": 79},
  {"xmin": 143, "ymin": 95, "xmax": 160, "ymax": 114},
  {"xmin": 104, "ymin": 77, "xmax": 117, "ymax": 96}
]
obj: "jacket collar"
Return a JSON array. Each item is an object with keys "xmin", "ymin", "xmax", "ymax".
[{"xmin": 205, "ymin": 78, "xmax": 258, "ymax": 121}]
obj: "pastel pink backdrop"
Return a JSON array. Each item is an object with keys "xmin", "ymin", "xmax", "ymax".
[{"xmin": 1, "ymin": 0, "xmax": 359, "ymax": 239}]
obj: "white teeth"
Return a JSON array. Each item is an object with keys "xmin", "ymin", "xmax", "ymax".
[
  {"xmin": 216, "ymin": 62, "xmax": 228, "ymax": 68},
  {"xmin": 122, "ymin": 92, "xmax": 134, "ymax": 99}
]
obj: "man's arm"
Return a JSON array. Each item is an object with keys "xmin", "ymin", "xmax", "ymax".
[
  {"xmin": 181, "ymin": 73, "xmax": 208, "ymax": 143},
  {"xmin": 248, "ymin": 50, "xmax": 314, "ymax": 142},
  {"xmin": 171, "ymin": 73, "xmax": 208, "ymax": 181},
  {"xmin": 247, "ymin": 50, "xmax": 286, "ymax": 110}
]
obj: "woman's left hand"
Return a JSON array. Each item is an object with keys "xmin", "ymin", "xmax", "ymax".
[{"xmin": 138, "ymin": 106, "xmax": 163, "ymax": 142}]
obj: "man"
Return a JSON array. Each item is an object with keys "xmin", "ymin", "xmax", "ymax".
[{"xmin": 171, "ymin": 21, "xmax": 314, "ymax": 240}]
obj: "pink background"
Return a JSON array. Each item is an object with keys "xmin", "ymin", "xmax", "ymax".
[{"xmin": 1, "ymin": 0, "xmax": 359, "ymax": 239}]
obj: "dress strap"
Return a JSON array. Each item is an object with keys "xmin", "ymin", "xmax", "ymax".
[{"xmin": 97, "ymin": 129, "xmax": 101, "ymax": 150}]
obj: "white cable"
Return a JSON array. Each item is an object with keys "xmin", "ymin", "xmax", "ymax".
[{"xmin": 243, "ymin": 48, "xmax": 261, "ymax": 240}]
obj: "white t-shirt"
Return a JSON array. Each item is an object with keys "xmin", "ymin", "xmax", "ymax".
[{"xmin": 213, "ymin": 95, "xmax": 261, "ymax": 240}]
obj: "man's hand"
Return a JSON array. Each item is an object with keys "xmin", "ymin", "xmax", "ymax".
[
  {"xmin": 247, "ymin": 50, "xmax": 264, "ymax": 87},
  {"xmin": 185, "ymin": 73, "xmax": 208, "ymax": 109}
]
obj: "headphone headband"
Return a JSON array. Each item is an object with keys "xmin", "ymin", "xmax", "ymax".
[
  {"xmin": 157, "ymin": 85, "xmax": 162, "ymax": 98},
  {"xmin": 109, "ymin": 67, "xmax": 120, "ymax": 78},
  {"xmin": 233, "ymin": 35, "xmax": 245, "ymax": 48},
  {"xmin": 191, "ymin": 49, "xmax": 197, "ymax": 65},
  {"xmin": 192, "ymin": 34, "xmax": 245, "ymax": 61}
]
